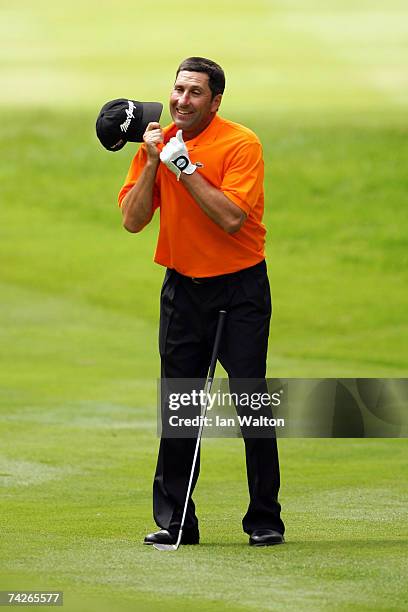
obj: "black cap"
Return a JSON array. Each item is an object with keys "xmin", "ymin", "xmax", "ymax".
[{"xmin": 96, "ymin": 98, "xmax": 163, "ymax": 151}]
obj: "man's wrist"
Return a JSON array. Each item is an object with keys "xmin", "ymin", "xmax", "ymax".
[
  {"xmin": 145, "ymin": 157, "xmax": 160, "ymax": 170},
  {"xmin": 182, "ymin": 162, "xmax": 197, "ymax": 175},
  {"xmin": 179, "ymin": 168, "xmax": 198, "ymax": 183}
]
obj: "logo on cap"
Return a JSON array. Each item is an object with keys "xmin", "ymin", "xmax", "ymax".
[
  {"xmin": 111, "ymin": 139, "xmax": 125, "ymax": 150},
  {"xmin": 120, "ymin": 101, "xmax": 135, "ymax": 133}
]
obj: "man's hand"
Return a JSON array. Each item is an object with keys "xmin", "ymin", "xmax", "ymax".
[
  {"xmin": 160, "ymin": 130, "xmax": 197, "ymax": 180},
  {"xmin": 143, "ymin": 122, "xmax": 163, "ymax": 162}
]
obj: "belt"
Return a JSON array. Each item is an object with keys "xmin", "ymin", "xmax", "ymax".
[
  {"xmin": 182, "ymin": 274, "xmax": 230, "ymax": 285},
  {"xmin": 175, "ymin": 260, "xmax": 266, "ymax": 284},
  {"xmin": 190, "ymin": 277, "xmax": 218, "ymax": 284}
]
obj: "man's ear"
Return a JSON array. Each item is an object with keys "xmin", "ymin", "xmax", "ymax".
[{"xmin": 211, "ymin": 94, "xmax": 223, "ymax": 113}]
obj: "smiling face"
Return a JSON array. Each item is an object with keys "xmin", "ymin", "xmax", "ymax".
[{"xmin": 169, "ymin": 70, "xmax": 222, "ymax": 140}]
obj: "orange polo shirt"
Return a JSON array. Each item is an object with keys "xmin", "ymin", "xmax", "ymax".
[{"xmin": 118, "ymin": 114, "xmax": 266, "ymax": 277}]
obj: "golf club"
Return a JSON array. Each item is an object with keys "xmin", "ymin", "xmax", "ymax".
[{"xmin": 154, "ymin": 309, "xmax": 227, "ymax": 551}]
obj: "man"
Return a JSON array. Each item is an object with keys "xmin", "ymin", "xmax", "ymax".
[{"xmin": 118, "ymin": 57, "xmax": 285, "ymax": 546}]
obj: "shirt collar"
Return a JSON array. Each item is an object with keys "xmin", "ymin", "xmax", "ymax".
[{"xmin": 163, "ymin": 114, "xmax": 222, "ymax": 149}]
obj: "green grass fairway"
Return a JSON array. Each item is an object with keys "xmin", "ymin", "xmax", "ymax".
[{"xmin": 1, "ymin": 1, "xmax": 408, "ymax": 610}]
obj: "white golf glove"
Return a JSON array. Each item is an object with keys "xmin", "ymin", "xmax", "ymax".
[{"xmin": 160, "ymin": 130, "xmax": 197, "ymax": 180}]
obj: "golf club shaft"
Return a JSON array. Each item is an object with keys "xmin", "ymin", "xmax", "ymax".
[{"xmin": 177, "ymin": 310, "xmax": 227, "ymax": 541}]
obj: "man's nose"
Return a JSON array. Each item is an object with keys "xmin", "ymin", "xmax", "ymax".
[{"xmin": 178, "ymin": 91, "xmax": 190, "ymax": 105}]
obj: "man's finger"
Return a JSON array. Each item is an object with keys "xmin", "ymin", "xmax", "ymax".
[
  {"xmin": 146, "ymin": 129, "xmax": 162, "ymax": 138},
  {"xmin": 176, "ymin": 129, "xmax": 184, "ymax": 142},
  {"xmin": 145, "ymin": 122, "xmax": 161, "ymax": 132}
]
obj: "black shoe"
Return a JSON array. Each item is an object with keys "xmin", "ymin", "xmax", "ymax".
[
  {"xmin": 249, "ymin": 529, "xmax": 285, "ymax": 547},
  {"xmin": 143, "ymin": 528, "xmax": 200, "ymax": 546}
]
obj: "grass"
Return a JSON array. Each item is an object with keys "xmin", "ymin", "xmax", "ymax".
[
  {"xmin": 1, "ymin": 398, "xmax": 408, "ymax": 609},
  {"xmin": 1, "ymin": 0, "xmax": 408, "ymax": 610},
  {"xmin": 1, "ymin": 413, "xmax": 407, "ymax": 610}
]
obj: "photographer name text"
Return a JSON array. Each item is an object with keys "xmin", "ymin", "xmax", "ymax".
[{"xmin": 168, "ymin": 415, "xmax": 285, "ymax": 428}]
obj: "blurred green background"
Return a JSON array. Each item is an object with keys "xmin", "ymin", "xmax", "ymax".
[{"xmin": 1, "ymin": 1, "xmax": 407, "ymax": 610}]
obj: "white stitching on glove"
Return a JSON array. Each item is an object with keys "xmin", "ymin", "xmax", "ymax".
[{"xmin": 159, "ymin": 130, "xmax": 197, "ymax": 181}]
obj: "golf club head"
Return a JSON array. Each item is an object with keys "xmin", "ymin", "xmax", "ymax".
[
  {"xmin": 153, "ymin": 529, "xmax": 182, "ymax": 551},
  {"xmin": 153, "ymin": 543, "xmax": 179, "ymax": 551}
]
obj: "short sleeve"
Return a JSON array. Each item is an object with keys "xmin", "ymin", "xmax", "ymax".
[
  {"xmin": 220, "ymin": 141, "xmax": 264, "ymax": 215},
  {"xmin": 118, "ymin": 144, "xmax": 160, "ymax": 211}
]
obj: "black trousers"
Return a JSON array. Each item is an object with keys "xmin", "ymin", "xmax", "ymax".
[{"xmin": 153, "ymin": 259, "xmax": 285, "ymax": 535}]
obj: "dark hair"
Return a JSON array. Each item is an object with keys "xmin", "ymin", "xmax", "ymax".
[{"xmin": 176, "ymin": 57, "xmax": 225, "ymax": 98}]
